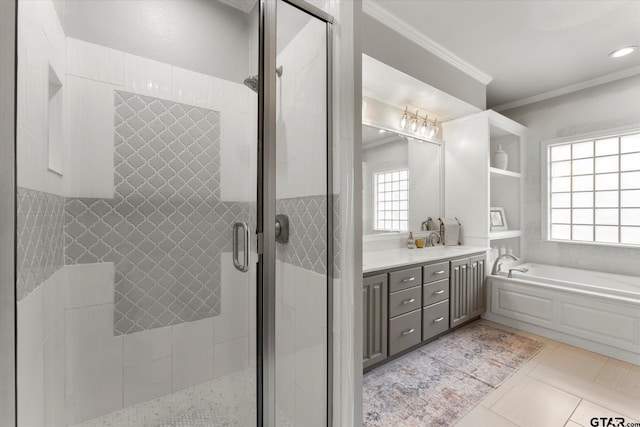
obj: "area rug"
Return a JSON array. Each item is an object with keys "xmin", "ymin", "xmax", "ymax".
[{"xmin": 363, "ymin": 322, "xmax": 543, "ymax": 426}]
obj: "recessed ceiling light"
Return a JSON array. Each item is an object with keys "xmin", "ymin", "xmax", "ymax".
[{"xmin": 609, "ymin": 46, "xmax": 638, "ymax": 58}]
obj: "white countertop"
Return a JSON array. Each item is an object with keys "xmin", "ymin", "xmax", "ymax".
[{"xmin": 363, "ymin": 246, "xmax": 488, "ymax": 274}]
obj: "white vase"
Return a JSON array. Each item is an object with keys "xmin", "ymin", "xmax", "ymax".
[{"xmin": 493, "ymin": 144, "xmax": 508, "ymax": 170}]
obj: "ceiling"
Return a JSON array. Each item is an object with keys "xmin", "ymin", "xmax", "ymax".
[
  {"xmin": 363, "ymin": 55, "xmax": 480, "ymax": 121},
  {"xmin": 368, "ymin": 0, "xmax": 640, "ymax": 109}
]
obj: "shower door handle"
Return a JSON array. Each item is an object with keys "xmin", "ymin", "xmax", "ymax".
[{"xmin": 233, "ymin": 222, "xmax": 250, "ymax": 273}]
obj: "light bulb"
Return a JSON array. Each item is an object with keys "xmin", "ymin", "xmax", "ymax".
[
  {"xmin": 420, "ymin": 121, "xmax": 428, "ymax": 136},
  {"xmin": 410, "ymin": 110, "xmax": 419, "ymax": 133},
  {"xmin": 428, "ymin": 119, "xmax": 439, "ymax": 138},
  {"xmin": 418, "ymin": 114, "xmax": 427, "ymax": 136},
  {"xmin": 399, "ymin": 107, "xmax": 409, "ymax": 129}
]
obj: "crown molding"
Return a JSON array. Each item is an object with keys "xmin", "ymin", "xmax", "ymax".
[
  {"xmin": 363, "ymin": 0, "xmax": 493, "ymax": 86},
  {"xmin": 492, "ymin": 66, "xmax": 640, "ymax": 112}
]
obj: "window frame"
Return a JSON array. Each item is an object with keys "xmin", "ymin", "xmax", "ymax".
[
  {"xmin": 541, "ymin": 124, "xmax": 640, "ymax": 248},
  {"xmin": 373, "ymin": 167, "xmax": 410, "ymax": 232}
]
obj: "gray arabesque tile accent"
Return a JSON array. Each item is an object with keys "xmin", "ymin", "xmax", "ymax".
[
  {"xmin": 16, "ymin": 187, "xmax": 65, "ymax": 301},
  {"xmin": 65, "ymin": 91, "xmax": 252, "ymax": 335},
  {"xmin": 276, "ymin": 196, "xmax": 327, "ymax": 275}
]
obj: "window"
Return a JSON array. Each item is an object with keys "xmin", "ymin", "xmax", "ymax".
[
  {"xmin": 374, "ymin": 169, "xmax": 409, "ymax": 231},
  {"xmin": 546, "ymin": 130, "xmax": 640, "ymax": 246}
]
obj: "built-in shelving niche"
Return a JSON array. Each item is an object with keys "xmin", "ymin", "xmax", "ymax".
[{"xmin": 48, "ymin": 64, "xmax": 63, "ymax": 175}]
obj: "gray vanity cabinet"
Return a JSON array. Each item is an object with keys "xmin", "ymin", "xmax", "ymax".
[
  {"xmin": 450, "ymin": 255, "xmax": 486, "ymax": 328},
  {"xmin": 469, "ymin": 255, "xmax": 486, "ymax": 318},
  {"xmin": 450, "ymin": 258, "xmax": 470, "ymax": 327},
  {"xmin": 422, "ymin": 261, "xmax": 450, "ymax": 342},
  {"xmin": 363, "ymin": 274, "xmax": 388, "ymax": 369},
  {"xmin": 388, "ymin": 267, "xmax": 422, "ymax": 356},
  {"xmin": 363, "ymin": 250, "xmax": 486, "ymax": 371}
]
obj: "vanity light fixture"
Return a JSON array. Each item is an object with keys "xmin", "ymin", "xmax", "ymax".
[
  {"xmin": 609, "ymin": 45, "xmax": 637, "ymax": 58},
  {"xmin": 399, "ymin": 106, "xmax": 441, "ymax": 139}
]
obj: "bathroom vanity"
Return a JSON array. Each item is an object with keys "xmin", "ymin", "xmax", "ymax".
[{"xmin": 362, "ymin": 247, "xmax": 487, "ymax": 370}]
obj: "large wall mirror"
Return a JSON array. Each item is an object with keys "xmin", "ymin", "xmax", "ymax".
[{"xmin": 362, "ymin": 124, "xmax": 443, "ymax": 237}]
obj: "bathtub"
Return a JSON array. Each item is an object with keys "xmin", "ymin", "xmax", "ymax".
[{"xmin": 484, "ymin": 263, "xmax": 640, "ymax": 365}]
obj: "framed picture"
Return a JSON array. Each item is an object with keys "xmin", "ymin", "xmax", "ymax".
[{"xmin": 490, "ymin": 207, "xmax": 508, "ymax": 231}]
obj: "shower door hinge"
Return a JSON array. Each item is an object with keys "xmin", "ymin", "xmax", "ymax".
[{"xmin": 257, "ymin": 232, "xmax": 264, "ymax": 255}]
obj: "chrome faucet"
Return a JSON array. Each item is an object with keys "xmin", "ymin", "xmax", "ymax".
[
  {"xmin": 508, "ymin": 267, "xmax": 529, "ymax": 278},
  {"xmin": 427, "ymin": 232, "xmax": 440, "ymax": 247},
  {"xmin": 491, "ymin": 254, "xmax": 519, "ymax": 275}
]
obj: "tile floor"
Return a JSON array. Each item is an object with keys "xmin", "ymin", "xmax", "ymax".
[{"xmin": 455, "ymin": 320, "xmax": 640, "ymax": 427}]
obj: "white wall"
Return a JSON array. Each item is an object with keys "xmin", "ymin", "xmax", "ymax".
[
  {"xmin": 502, "ymin": 75, "xmax": 640, "ymax": 276},
  {"xmin": 54, "ymin": 0, "xmax": 253, "ymax": 85},
  {"xmin": 64, "ymin": 37, "xmax": 256, "ymax": 202},
  {"xmin": 275, "ymin": 15, "xmax": 327, "ymax": 200},
  {"xmin": 362, "ymin": 14, "xmax": 486, "ymax": 110},
  {"xmin": 17, "ymin": 0, "xmax": 66, "ymax": 195}
]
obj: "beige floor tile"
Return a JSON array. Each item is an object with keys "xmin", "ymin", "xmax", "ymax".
[
  {"xmin": 455, "ymin": 405, "xmax": 517, "ymax": 427},
  {"xmin": 594, "ymin": 358, "xmax": 640, "ymax": 398},
  {"xmin": 490, "ymin": 377, "xmax": 580, "ymax": 427},
  {"xmin": 571, "ymin": 400, "xmax": 639, "ymax": 427},
  {"xmin": 529, "ymin": 364, "xmax": 640, "ymax": 421},
  {"xmin": 534, "ymin": 343, "xmax": 607, "ymax": 381},
  {"xmin": 479, "ymin": 358, "xmax": 539, "ymax": 408},
  {"xmin": 565, "ymin": 421, "xmax": 583, "ymax": 427}
]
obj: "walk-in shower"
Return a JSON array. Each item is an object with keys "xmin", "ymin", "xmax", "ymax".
[{"xmin": 14, "ymin": 0, "xmax": 333, "ymax": 426}]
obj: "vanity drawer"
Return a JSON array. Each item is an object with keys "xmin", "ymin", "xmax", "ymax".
[
  {"xmin": 389, "ymin": 267, "xmax": 422, "ymax": 292},
  {"xmin": 389, "ymin": 286, "xmax": 422, "ymax": 318},
  {"xmin": 422, "ymin": 300, "xmax": 449, "ymax": 341},
  {"xmin": 423, "ymin": 279, "xmax": 449, "ymax": 307},
  {"xmin": 423, "ymin": 262, "xmax": 449, "ymax": 284},
  {"xmin": 389, "ymin": 309, "xmax": 422, "ymax": 356}
]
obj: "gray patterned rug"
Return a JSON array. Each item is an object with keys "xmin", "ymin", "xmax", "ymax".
[{"xmin": 363, "ymin": 322, "xmax": 543, "ymax": 426}]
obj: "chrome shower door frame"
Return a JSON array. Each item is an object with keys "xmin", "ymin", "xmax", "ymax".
[
  {"xmin": 0, "ymin": 0, "xmax": 17, "ymax": 425},
  {"xmin": 258, "ymin": 0, "xmax": 334, "ymax": 426}
]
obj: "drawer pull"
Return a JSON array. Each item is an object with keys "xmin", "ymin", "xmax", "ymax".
[
  {"xmin": 401, "ymin": 277, "xmax": 416, "ymax": 283},
  {"xmin": 433, "ymin": 290, "xmax": 445, "ymax": 295},
  {"xmin": 402, "ymin": 328, "xmax": 415, "ymax": 336},
  {"xmin": 434, "ymin": 270, "xmax": 446, "ymax": 275},
  {"xmin": 402, "ymin": 298, "xmax": 416, "ymax": 305},
  {"xmin": 433, "ymin": 317, "xmax": 444, "ymax": 323}
]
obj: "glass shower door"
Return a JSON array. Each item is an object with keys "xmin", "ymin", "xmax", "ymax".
[
  {"xmin": 15, "ymin": 0, "xmax": 259, "ymax": 425},
  {"xmin": 270, "ymin": 2, "xmax": 331, "ymax": 426}
]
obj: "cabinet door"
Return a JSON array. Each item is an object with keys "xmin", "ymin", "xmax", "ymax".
[
  {"xmin": 450, "ymin": 258, "xmax": 470, "ymax": 327},
  {"xmin": 363, "ymin": 274, "xmax": 388, "ymax": 369},
  {"xmin": 469, "ymin": 254, "xmax": 486, "ymax": 318}
]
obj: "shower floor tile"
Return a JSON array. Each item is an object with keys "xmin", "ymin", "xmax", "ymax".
[{"xmin": 72, "ymin": 370, "xmax": 257, "ymax": 427}]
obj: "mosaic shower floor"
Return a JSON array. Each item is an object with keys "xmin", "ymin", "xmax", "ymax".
[{"xmin": 73, "ymin": 370, "xmax": 262, "ymax": 427}]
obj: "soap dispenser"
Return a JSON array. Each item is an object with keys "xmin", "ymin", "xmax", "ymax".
[{"xmin": 407, "ymin": 231, "xmax": 416, "ymax": 249}]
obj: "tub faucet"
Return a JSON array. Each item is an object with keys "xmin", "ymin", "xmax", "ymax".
[
  {"xmin": 491, "ymin": 254, "xmax": 519, "ymax": 275},
  {"xmin": 507, "ymin": 268, "xmax": 529, "ymax": 278}
]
